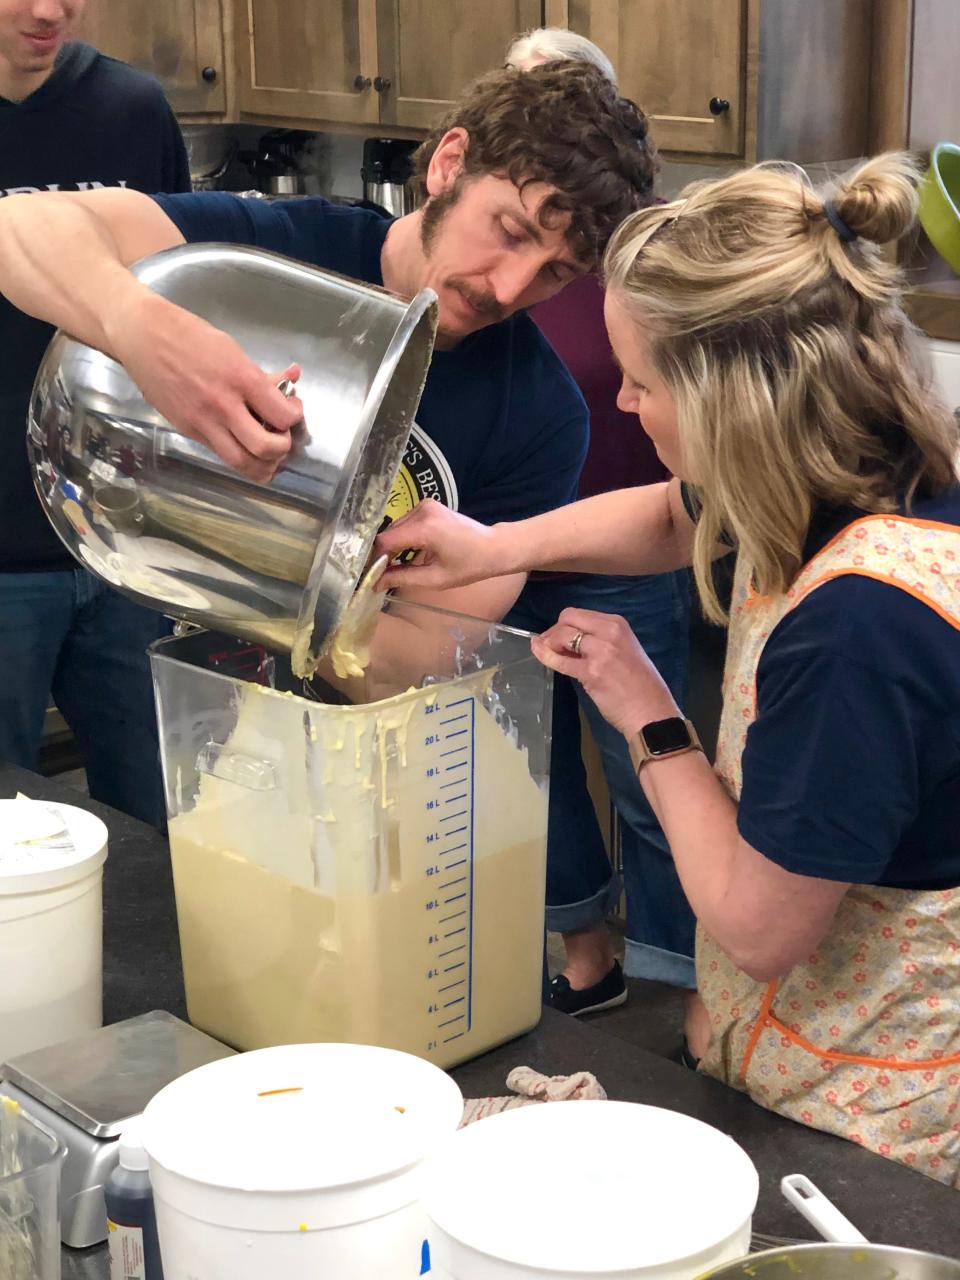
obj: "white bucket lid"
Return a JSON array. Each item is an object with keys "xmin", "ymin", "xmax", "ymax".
[
  {"xmin": 0, "ymin": 798, "xmax": 108, "ymax": 894},
  {"xmin": 422, "ymin": 1101, "xmax": 759, "ymax": 1274},
  {"xmin": 142, "ymin": 1043, "xmax": 464, "ymax": 1192}
]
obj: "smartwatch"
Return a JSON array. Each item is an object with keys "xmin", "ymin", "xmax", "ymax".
[{"xmin": 627, "ymin": 717, "xmax": 702, "ymax": 773}]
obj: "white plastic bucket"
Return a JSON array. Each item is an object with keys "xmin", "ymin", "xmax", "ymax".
[
  {"xmin": 422, "ymin": 1101, "xmax": 759, "ymax": 1279},
  {"xmin": 141, "ymin": 1042, "xmax": 464, "ymax": 1279},
  {"xmin": 0, "ymin": 799, "xmax": 108, "ymax": 1064}
]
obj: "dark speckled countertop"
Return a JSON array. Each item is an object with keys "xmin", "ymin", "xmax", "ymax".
[{"xmin": 1, "ymin": 766, "xmax": 955, "ymax": 1279}]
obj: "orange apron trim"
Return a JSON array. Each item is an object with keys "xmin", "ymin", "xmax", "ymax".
[
  {"xmin": 762, "ymin": 1012, "xmax": 960, "ymax": 1072},
  {"xmin": 806, "ymin": 512, "xmax": 960, "ymax": 561},
  {"xmin": 739, "ymin": 980, "xmax": 780, "ymax": 1081}
]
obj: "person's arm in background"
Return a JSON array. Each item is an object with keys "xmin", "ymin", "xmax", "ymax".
[
  {"xmin": 0, "ymin": 189, "xmax": 300, "ymax": 478},
  {"xmin": 330, "ymin": 540, "xmax": 526, "ymax": 698},
  {"xmin": 311, "ymin": 529, "xmax": 526, "ymax": 701},
  {"xmin": 318, "ymin": 571, "xmax": 524, "ymax": 704},
  {"xmin": 393, "ymin": 573, "xmax": 526, "ymax": 636}
]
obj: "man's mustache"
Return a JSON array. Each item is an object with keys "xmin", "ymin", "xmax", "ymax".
[{"xmin": 447, "ymin": 279, "xmax": 505, "ymax": 323}]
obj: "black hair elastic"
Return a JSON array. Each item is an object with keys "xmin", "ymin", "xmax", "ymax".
[{"xmin": 822, "ymin": 200, "xmax": 858, "ymax": 242}]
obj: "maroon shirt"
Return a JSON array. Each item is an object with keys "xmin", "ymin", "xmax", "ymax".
[{"xmin": 531, "ymin": 274, "xmax": 668, "ymax": 497}]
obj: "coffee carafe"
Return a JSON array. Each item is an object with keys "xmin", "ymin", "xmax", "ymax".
[
  {"xmin": 245, "ymin": 129, "xmax": 311, "ymax": 195},
  {"xmin": 361, "ymin": 138, "xmax": 418, "ymax": 218}
]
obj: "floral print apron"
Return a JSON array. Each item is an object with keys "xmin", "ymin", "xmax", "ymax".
[{"xmin": 697, "ymin": 515, "xmax": 960, "ymax": 1186}]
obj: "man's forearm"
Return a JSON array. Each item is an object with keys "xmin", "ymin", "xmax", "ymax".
[
  {"xmin": 1, "ymin": 194, "xmax": 120, "ymax": 347},
  {"xmin": 0, "ymin": 190, "xmax": 300, "ymax": 480},
  {"xmin": 0, "ymin": 192, "xmax": 159, "ymax": 354}
]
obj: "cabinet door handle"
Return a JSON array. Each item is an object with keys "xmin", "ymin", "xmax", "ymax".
[
  {"xmin": 709, "ymin": 96, "xmax": 730, "ymax": 115},
  {"xmin": 374, "ymin": 75, "xmax": 392, "ymax": 92},
  {"xmin": 354, "ymin": 75, "xmax": 372, "ymax": 90},
  {"xmin": 201, "ymin": 65, "xmax": 218, "ymax": 83}
]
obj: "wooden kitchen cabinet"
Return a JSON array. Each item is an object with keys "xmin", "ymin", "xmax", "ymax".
[
  {"xmin": 97, "ymin": 0, "xmax": 875, "ymax": 161},
  {"xmin": 546, "ymin": 0, "xmax": 874, "ymax": 163},
  {"xmin": 78, "ymin": 0, "xmax": 227, "ymax": 117},
  {"xmin": 238, "ymin": 0, "xmax": 380, "ymax": 126},
  {"xmin": 375, "ymin": 0, "xmax": 542, "ymax": 129},
  {"xmin": 557, "ymin": 0, "xmax": 745, "ymax": 156},
  {"xmin": 870, "ymin": 0, "xmax": 960, "ymax": 153},
  {"xmin": 239, "ymin": 0, "xmax": 541, "ymax": 130},
  {"xmin": 83, "ymin": 0, "xmax": 933, "ymax": 174}
]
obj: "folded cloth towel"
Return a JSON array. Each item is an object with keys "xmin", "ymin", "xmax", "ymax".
[{"xmin": 461, "ymin": 1066, "xmax": 606, "ymax": 1126}]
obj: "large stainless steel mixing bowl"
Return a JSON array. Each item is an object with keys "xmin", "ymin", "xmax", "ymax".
[
  {"xmin": 27, "ymin": 242, "xmax": 438, "ymax": 675},
  {"xmin": 705, "ymin": 1243, "xmax": 960, "ymax": 1280}
]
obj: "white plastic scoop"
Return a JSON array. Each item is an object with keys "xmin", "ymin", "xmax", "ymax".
[{"xmin": 781, "ymin": 1173, "xmax": 869, "ymax": 1243}]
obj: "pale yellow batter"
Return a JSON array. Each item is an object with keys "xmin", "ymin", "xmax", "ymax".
[
  {"xmin": 325, "ymin": 554, "xmax": 388, "ymax": 680},
  {"xmin": 169, "ymin": 671, "xmax": 548, "ymax": 1067}
]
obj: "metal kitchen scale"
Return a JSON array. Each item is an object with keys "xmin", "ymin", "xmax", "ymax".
[{"xmin": 0, "ymin": 1010, "xmax": 233, "ymax": 1247}]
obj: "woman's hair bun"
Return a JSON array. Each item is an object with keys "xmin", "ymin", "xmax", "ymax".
[{"xmin": 824, "ymin": 152, "xmax": 919, "ymax": 245}]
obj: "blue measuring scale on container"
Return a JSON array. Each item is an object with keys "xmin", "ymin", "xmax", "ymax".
[{"xmin": 421, "ymin": 688, "xmax": 479, "ymax": 1051}]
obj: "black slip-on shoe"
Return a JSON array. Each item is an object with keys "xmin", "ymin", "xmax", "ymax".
[
  {"xmin": 672, "ymin": 1035, "xmax": 701, "ymax": 1071},
  {"xmin": 547, "ymin": 960, "xmax": 628, "ymax": 1016}
]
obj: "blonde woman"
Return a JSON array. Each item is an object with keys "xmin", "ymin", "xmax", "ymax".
[{"xmin": 377, "ymin": 154, "xmax": 960, "ymax": 1184}]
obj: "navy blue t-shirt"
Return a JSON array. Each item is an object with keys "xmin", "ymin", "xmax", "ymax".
[
  {"xmin": 1, "ymin": 42, "xmax": 190, "ymax": 570},
  {"xmin": 151, "ymin": 192, "xmax": 588, "ymax": 528},
  {"xmin": 732, "ymin": 484, "xmax": 960, "ymax": 891}
]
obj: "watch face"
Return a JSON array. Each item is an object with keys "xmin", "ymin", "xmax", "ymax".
[{"xmin": 642, "ymin": 717, "xmax": 691, "ymax": 756}]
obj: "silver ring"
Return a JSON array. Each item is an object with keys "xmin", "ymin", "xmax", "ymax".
[{"xmin": 567, "ymin": 629, "xmax": 584, "ymax": 656}]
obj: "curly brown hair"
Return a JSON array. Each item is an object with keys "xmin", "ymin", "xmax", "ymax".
[{"xmin": 410, "ymin": 62, "xmax": 658, "ymax": 268}]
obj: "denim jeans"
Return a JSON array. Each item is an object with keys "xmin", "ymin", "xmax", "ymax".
[
  {"xmin": 0, "ymin": 568, "xmax": 168, "ymax": 827},
  {"xmin": 507, "ymin": 570, "xmax": 696, "ymax": 989}
]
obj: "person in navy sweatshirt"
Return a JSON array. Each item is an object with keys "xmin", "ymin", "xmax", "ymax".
[{"xmin": 0, "ymin": 0, "xmax": 189, "ymax": 825}]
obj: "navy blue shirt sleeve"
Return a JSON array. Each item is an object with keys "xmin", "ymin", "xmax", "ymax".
[
  {"xmin": 737, "ymin": 573, "xmax": 960, "ymax": 888},
  {"xmin": 153, "ymin": 190, "xmax": 297, "ymax": 252},
  {"xmin": 150, "ymin": 194, "xmax": 389, "ymax": 280}
]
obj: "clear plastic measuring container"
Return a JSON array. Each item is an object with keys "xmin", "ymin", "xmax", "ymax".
[
  {"xmin": 149, "ymin": 598, "xmax": 552, "ymax": 1069},
  {"xmin": 0, "ymin": 1095, "xmax": 65, "ymax": 1280}
]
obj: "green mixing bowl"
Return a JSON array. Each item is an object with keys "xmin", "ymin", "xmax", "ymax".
[{"xmin": 919, "ymin": 142, "xmax": 960, "ymax": 274}]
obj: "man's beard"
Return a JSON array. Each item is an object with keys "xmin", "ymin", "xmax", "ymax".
[{"xmin": 419, "ymin": 185, "xmax": 459, "ymax": 256}]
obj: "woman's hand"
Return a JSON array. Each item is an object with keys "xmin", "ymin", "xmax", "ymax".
[
  {"xmin": 531, "ymin": 607, "xmax": 680, "ymax": 738},
  {"xmin": 374, "ymin": 501, "xmax": 515, "ymax": 591}
]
